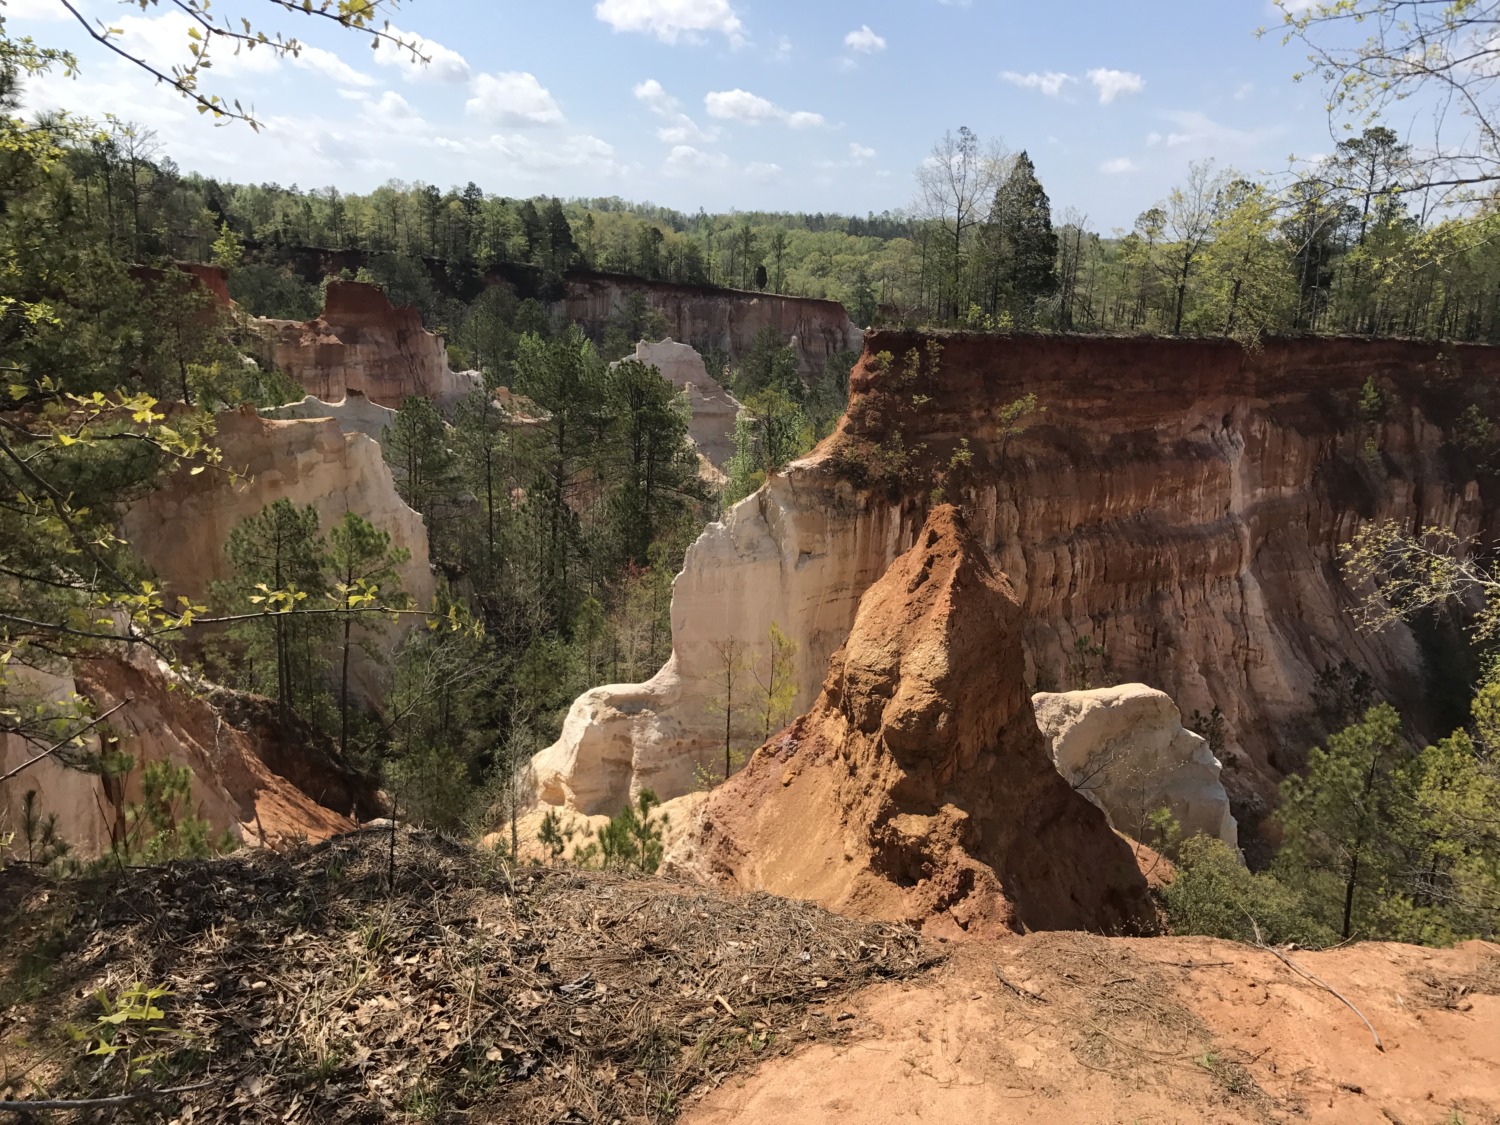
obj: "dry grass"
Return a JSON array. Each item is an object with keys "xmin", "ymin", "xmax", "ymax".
[{"xmin": 0, "ymin": 829, "xmax": 940, "ymax": 1123}]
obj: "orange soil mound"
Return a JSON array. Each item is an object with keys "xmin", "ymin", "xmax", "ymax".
[
  {"xmin": 686, "ymin": 935, "xmax": 1500, "ymax": 1125},
  {"xmin": 684, "ymin": 504, "xmax": 1156, "ymax": 938}
]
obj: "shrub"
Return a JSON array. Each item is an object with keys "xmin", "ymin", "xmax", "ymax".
[{"xmin": 1162, "ymin": 835, "xmax": 1336, "ymax": 948}]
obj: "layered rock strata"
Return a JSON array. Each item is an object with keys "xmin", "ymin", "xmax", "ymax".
[
  {"xmin": 1033, "ymin": 684, "xmax": 1238, "ymax": 846},
  {"xmin": 260, "ymin": 280, "xmax": 482, "ymax": 408},
  {"xmin": 533, "ymin": 333, "xmax": 1500, "ymax": 831},
  {"xmin": 665, "ymin": 506, "xmax": 1156, "ymax": 938},
  {"xmin": 561, "ymin": 273, "xmax": 864, "ymax": 376}
]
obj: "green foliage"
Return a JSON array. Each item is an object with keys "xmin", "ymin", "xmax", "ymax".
[
  {"xmin": 1276, "ymin": 704, "xmax": 1411, "ymax": 940},
  {"xmin": 78, "ymin": 981, "xmax": 191, "ymax": 1087},
  {"xmin": 723, "ymin": 388, "xmax": 812, "ymax": 504},
  {"xmin": 595, "ymin": 789, "xmax": 667, "ymax": 875},
  {"xmin": 733, "ymin": 325, "xmax": 802, "ymax": 400},
  {"xmin": 1068, "ymin": 634, "xmax": 1107, "ymax": 690},
  {"xmin": 118, "ymin": 759, "xmax": 231, "ymax": 864},
  {"xmin": 977, "ymin": 151, "xmax": 1059, "ymax": 326},
  {"xmin": 215, "ymin": 499, "xmax": 332, "ymax": 726},
  {"xmin": 754, "ymin": 623, "xmax": 799, "ymax": 742},
  {"xmin": 227, "ymin": 262, "xmax": 321, "ymax": 320},
  {"xmin": 605, "ymin": 360, "xmax": 704, "ymax": 566},
  {"xmin": 210, "ymin": 221, "xmax": 243, "ymax": 269},
  {"xmin": 1163, "ymin": 835, "xmax": 1337, "ymax": 947}
]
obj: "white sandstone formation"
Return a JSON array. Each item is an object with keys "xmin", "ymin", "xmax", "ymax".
[
  {"xmin": 531, "ymin": 472, "xmax": 904, "ymax": 814},
  {"xmin": 260, "ymin": 392, "xmax": 397, "ymax": 441},
  {"xmin": 1032, "ymin": 685, "xmax": 1238, "ymax": 847},
  {"xmin": 121, "ymin": 407, "xmax": 435, "ymax": 703},
  {"xmin": 623, "ymin": 340, "xmax": 741, "ymax": 471}
]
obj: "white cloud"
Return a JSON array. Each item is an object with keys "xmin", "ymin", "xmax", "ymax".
[
  {"xmin": 489, "ymin": 132, "xmax": 623, "ymax": 178},
  {"xmin": 595, "ymin": 0, "xmax": 745, "ymax": 45},
  {"xmin": 844, "ymin": 25, "xmax": 886, "ymax": 53},
  {"xmin": 1234, "ymin": 82, "xmax": 1255, "ymax": 101},
  {"xmin": 706, "ymin": 88, "xmax": 825, "ymax": 128},
  {"xmin": 815, "ymin": 142, "xmax": 878, "ymax": 171},
  {"xmin": 1088, "ymin": 67, "xmax": 1145, "ymax": 104},
  {"xmin": 1002, "ymin": 70, "xmax": 1075, "ymax": 97},
  {"xmin": 1100, "ymin": 157, "xmax": 1138, "ymax": 174},
  {"xmin": 1155, "ymin": 110, "xmax": 1282, "ymax": 150},
  {"xmin": 663, "ymin": 144, "xmax": 731, "ymax": 176},
  {"xmin": 634, "ymin": 78, "xmax": 721, "ymax": 144},
  {"xmin": 744, "ymin": 161, "xmax": 783, "ymax": 181},
  {"xmin": 465, "ymin": 72, "xmax": 565, "ymax": 127},
  {"xmin": 2, "ymin": 0, "xmax": 71, "ymax": 20},
  {"xmin": 291, "ymin": 45, "xmax": 376, "ymax": 88},
  {"xmin": 771, "ymin": 36, "xmax": 793, "ymax": 63},
  {"xmin": 373, "ymin": 25, "xmax": 471, "ymax": 84}
]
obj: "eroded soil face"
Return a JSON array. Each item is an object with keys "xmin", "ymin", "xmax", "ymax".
[{"xmin": 686, "ymin": 932, "xmax": 1500, "ymax": 1125}]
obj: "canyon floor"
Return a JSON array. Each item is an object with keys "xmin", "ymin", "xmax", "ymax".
[{"xmin": 0, "ymin": 832, "xmax": 1495, "ymax": 1124}]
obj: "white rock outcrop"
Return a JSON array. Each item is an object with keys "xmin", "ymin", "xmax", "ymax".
[
  {"xmin": 1032, "ymin": 685, "xmax": 1238, "ymax": 847},
  {"xmin": 260, "ymin": 392, "xmax": 397, "ymax": 441},
  {"xmin": 624, "ymin": 340, "xmax": 741, "ymax": 471},
  {"xmin": 530, "ymin": 472, "xmax": 904, "ymax": 815}
]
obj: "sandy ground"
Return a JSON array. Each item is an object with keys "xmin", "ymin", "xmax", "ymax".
[{"xmin": 684, "ymin": 933, "xmax": 1500, "ymax": 1125}]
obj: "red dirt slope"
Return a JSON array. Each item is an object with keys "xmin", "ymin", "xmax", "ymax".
[{"xmin": 681, "ymin": 504, "xmax": 1156, "ymax": 938}]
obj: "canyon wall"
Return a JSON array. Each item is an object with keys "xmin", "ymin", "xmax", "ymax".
[
  {"xmin": 260, "ymin": 280, "xmax": 482, "ymax": 408},
  {"xmin": 121, "ymin": 408, "xmax": 435, "ymax": 701},
  {"xmin": 0, "ymin": 654, "xmax": 361, "ymax": 859},
  {"xmin": 533, "ymin": 333, "xmax": 1500, "ymax": 832},
  {"xmin": 559, "ymin": 272, "xmax": 864, "ymax": 376}
]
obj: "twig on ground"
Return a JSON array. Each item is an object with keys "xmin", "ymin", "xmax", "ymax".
[
  {"xmin": 1248, "ymin": 915, "xmax": 1383, "ymax": 1051},
  {"xmin": 0, "ymin": 1080, "xmax": 216, "ymax": 1111}
]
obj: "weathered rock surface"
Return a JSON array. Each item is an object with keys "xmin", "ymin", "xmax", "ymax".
[
  {"xmin": 260, "ymin": 280, "xmax": 481, "ymax": 408},
  {"xmin": 625, "ymin": 340, "xmax": 741, "ymax": 470},
  {"xmin": 1033, "ymin": 684, "xmax": 1238, "ymax": 847},
  {"xmin": 260, "ymin": 391, "xmax": 397, "ymax": 440},
  {"xmin": 561, "ymin": 273, "xmax": 864, "ymax": 376},
  {"xmin": 532, "ymin": 333, "xmax": 1500, "ymax": 835},
  {"xmin": 0, "ymin": 654, "xmax": 361, "ymax": 858},
  {"xmin": 662, "ymin": 506, "xmax": 1155, "ymax": 938},
  {"xmin": 121, "ymin": 407, "xmax": 435, "ymax": 700}
]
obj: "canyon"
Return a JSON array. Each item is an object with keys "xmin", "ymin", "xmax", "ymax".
[
  {"xmin": 532, "ymin": 332, "xmax": 1499, "ymax": 845},
  {"xmin": 259, "ymin": 279, "xmax": 482, "ymax": 408},
  {"xmin": 556, "ymin": 271, "xmax": 864, "ymax": 376},
  {"xmin": 665, "ymin": 505, "xmax": 1157, "ymax": 938}
]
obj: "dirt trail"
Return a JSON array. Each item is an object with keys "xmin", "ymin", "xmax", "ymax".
[{"xmin": 685, "ymin": 933, "xmax": 1500, "ymax": 1125}]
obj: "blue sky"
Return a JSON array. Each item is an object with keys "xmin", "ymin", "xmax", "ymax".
[{"xmin": 5, "ymin": 0, "xmax": 1347, "ymax": 229}]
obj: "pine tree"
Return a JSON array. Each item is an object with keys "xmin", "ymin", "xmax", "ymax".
[
  {"xmin": 511, "ymin": 328, "xmax": 609, "ymax": 631},
  {"xmin": 605, "ymin": 360, "xmax": 702, "ymax": 566},
  {"xmin": 982, "ymin": 151, "xmax": 1058, "ymax": 326},
  {"xmin": 1275, "ymin": 704, "xmax": 1414, "ymax": 940},
  {"xmin": 382, "ymin": 396, "xmax": 459, "ymax": 555},
  {"xmin": 219, "ymin": 499, "xmax": 331, "ymax": 725},
  {"xmin": 327, "ymin": 512, "xmax": 410, "ymax": 761}
]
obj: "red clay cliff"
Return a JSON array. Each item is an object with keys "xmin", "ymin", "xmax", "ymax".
[{"xmin": 680, "ymin": 504, "xmax": 1157, "ymax": 939}]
